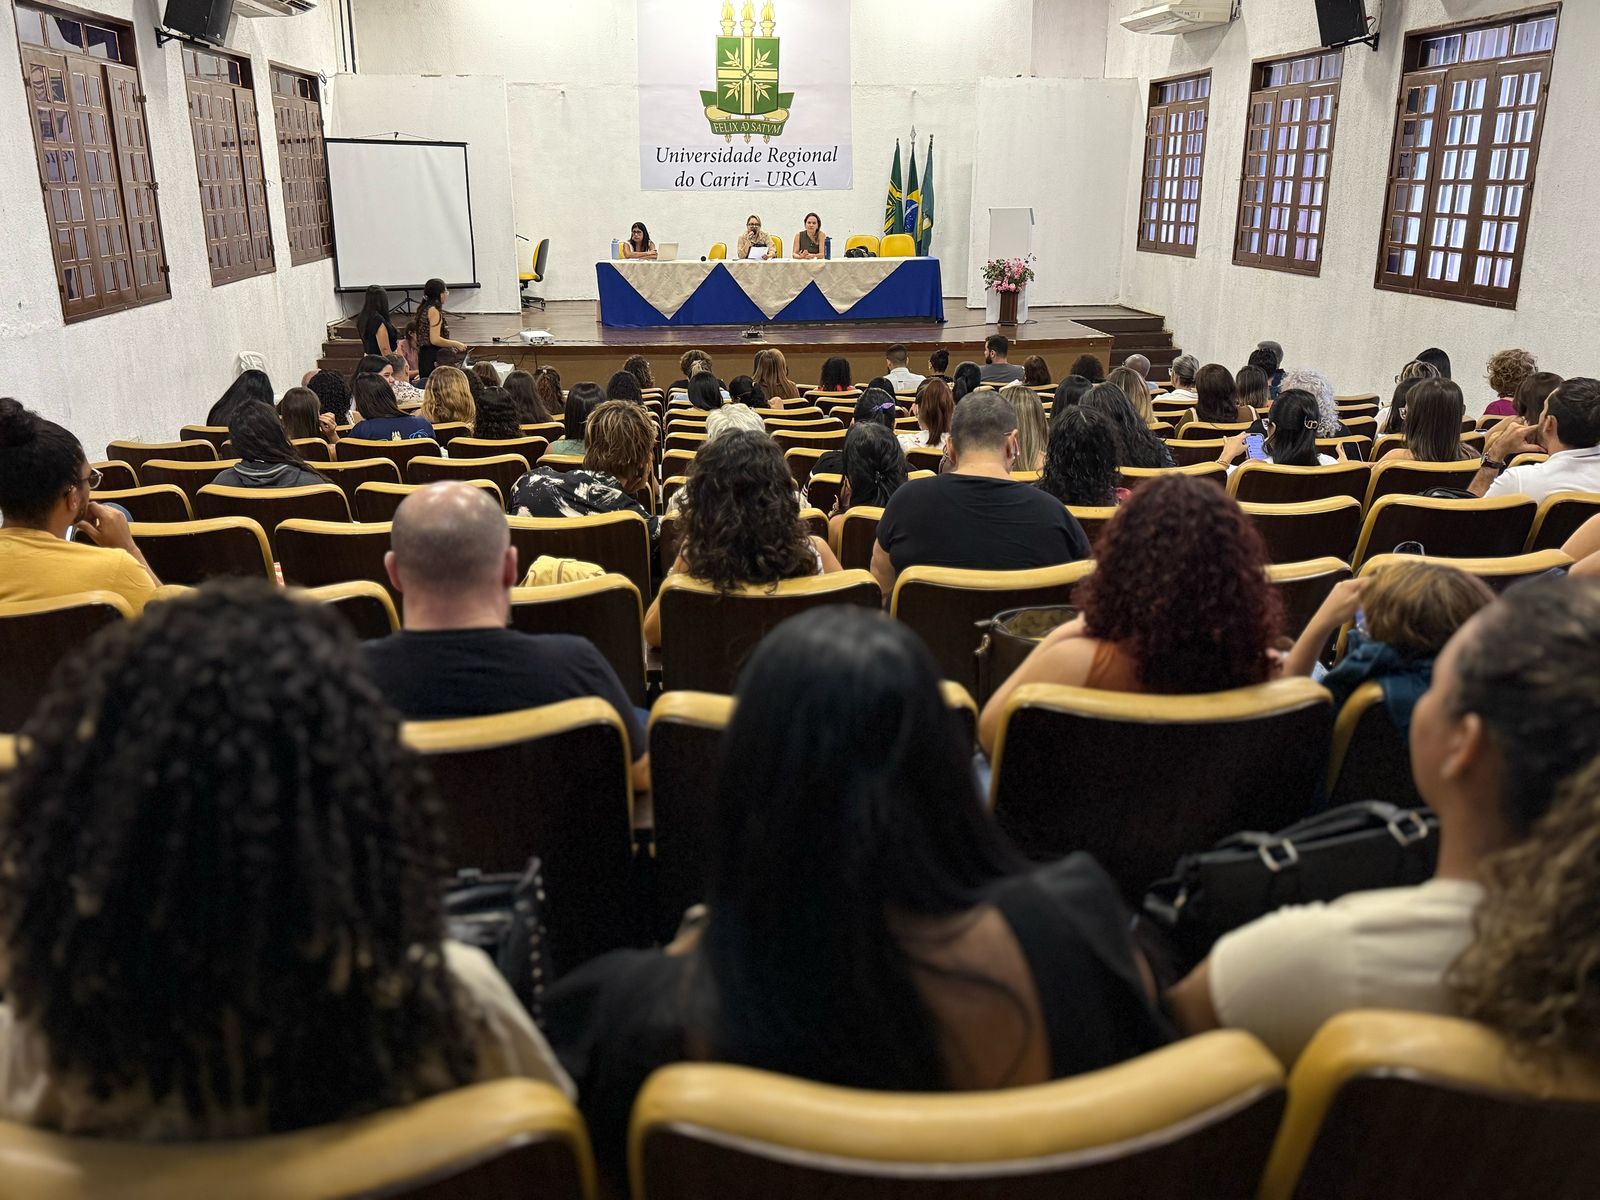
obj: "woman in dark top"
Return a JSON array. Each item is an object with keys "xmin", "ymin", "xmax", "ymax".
[
  {"xmin": 355, "ymin": 285, "xmax": 398, "ymax": 357},
  {"xmin": 1080, "ymin": 382, "xmax": 1174, "ymax": 469},
  {"xmin": 212, "ymin": 401, "xmax": 325, "ymax": 490},
  {"xmin": 510, "ymin": 400, "xmax": 657, "ymax": 541},
  {"xmin": 472, "ymin": 387, "xmax": 521, "ymax": 441},
  {"xmin": 414, "ymin": 278, "xmax": 468, "ymax": 381},
  {"xmin": 1038, "ymin": 406, "xmax": 1122, "ymax": 507},
  {"xmin": 348, "ymin": 375, "xmax": 433, "ymax": 441},
  {"xmin": 793, "ymin": 211, "xmax": 826, "ymax": 259},
  {"xmin": 835, "ymin": 421, "xmax": 906, "ymax": 514},
  {"xmin": 814, "ymin": 388, "xmax": 899, "ymax": 476},
  {"xmin": 504, "ymin": 370, "xmax": 552, "ymax": 425},
  {"xmin": 548, "ymin": 382, "xmax": 606, "ymax": 456},
  {"xmin": 206, "ymin": 369, "xmax": 274, "ymax": 428},
  {"xmin": 547, "ymin": 607, "xmax": 1169, "ymax": 1188}
]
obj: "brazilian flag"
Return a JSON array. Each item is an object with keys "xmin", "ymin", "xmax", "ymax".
[
  {"xmin": 903, "ymin": 139, "xmax": 921, "ymax": 252},
  {"xmin": 883, "ymin": 140, "xmax": 903, "ymax": 238},
  {"xmin": 919, "ymin": 136, "xmax": 936, "ymax": 256}
]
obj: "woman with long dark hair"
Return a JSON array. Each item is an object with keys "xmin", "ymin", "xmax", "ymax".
[
  {"xmin": 620, "ymin": 221, "xmax": 656, "ymax": 260},
  {"xmin": 752, "ymin": 348, "xmax": 801, "ymax": 406},
  {"xmin": 1049, "ymin": 375, "xmax": 1093, "ymax": 413},
  {"xmin": 504, "ymin": 370, "xmax": 552, "ymax": 425},
  {"xmin": 1037, "ymin": 406, "xmax": 1123, "ymax": 508},
  {"xmin": 1232, "ymin": 366, "xmax": 1270, "ymax": 420},
  {"xmin": 348, "ymin": 375, "xmax": 433, "ymax": 441},
  {"xmin": 1068, "ymin": 353, "xmax": 1106, "ymax": 384},
  {"xmin": 1192, "ymin": 364, "xmax": 1246, "ymax": 425},
  {"xmin": 1080, "ymin": 382, "xmax": 1174, "ymax": 469},
  {"xmin": 549, "ymin": 382, "xmax": 604, "ymax": 455},
  {"xmin": 901, "ymin": 377, "xmax": 953, "ymax": 451},
  {"xmin": 472, "ymin": 387, "xmax": 522, "ymax": 441},
  {"xmin": 212, "ymin": 401, "xmax": 325, "ymax": 489},
  {"xmin": 534, "ymin": 366, "xmax": 565, "ymax": 416},
  {"xmin": 549, "ymin": 606, "xmax": 1168, "ymax": 1186},
  {"xmin": 277, "ymin": 387, "xmax": 334, "ymax": 444},
  {"xmin": 355, "ymin": 285, "xmax": 398, "ymax": 357},
  {"xmin": 981, "ymin": 475, "xmax": 1281, "ymax": 748},
  {"xmin": 1385, "ymin": 379, "xmax": 1473, "ymax": 462},
  {"xmin": 606, "ymin": 371, "xmax": 645, "ymax": 407},
  {"xmin": 686, "ymin": 373, "xmax": 723, "ymax": 412},
  {"xmin": 413, "ymin": 278, "xmax": 469, "ymax": 380},
  {"xmin": 1218, "ymin": 389, "xmax": 1337, "ymax": 470},
  {"xmin": 952, "ymin": 361, "xmax": 983, "ymax": 402},
  {"xmin": 0, "ymin": 581, "xmax": 568, "ymax": 1138},
  {"xmin": 818, "ymin": 356, "xmax": 854, "ymax": 392},
  {"xmin": 835, "ymin": 421, "xmax": 907, "ymax": 519},
  {"xmin": 205, "ymin": 368, "xmax": 274, "ymax": 427},
  {"xmin": 304, "ymin": 370, "xmax": 352, "ymax": 424}
]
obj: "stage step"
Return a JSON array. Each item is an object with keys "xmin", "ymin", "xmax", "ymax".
[{"xmin": 1069, "ymin": 306, "xmax": 1181, "ymax": 383}]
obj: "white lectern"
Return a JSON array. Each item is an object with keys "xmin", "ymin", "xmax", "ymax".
[{"xmin": 985, "ymin": 206, "xmax": 1034, "ymax": 324}]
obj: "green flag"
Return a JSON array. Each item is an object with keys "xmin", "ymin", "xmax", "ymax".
[
  {"xmin": 918, "ymin": 135, "xmax": 936, "ymax": 256},
  {"xmin": 903, "ymin": 138, "xmax": 921, "ymax": 247},
  {"xmin": 882, "ymin": 140, "xmax": 903, "ymax": 238}
]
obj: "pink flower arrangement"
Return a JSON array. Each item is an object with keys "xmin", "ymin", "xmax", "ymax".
[{"xmin": 983, "ymin": 255, "xmax": 1035, "ymax": 293}]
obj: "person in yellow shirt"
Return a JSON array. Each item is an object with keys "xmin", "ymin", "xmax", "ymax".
[{"xmin": 0, "ymin": 397, "xmax": 161, "ymax": 614}]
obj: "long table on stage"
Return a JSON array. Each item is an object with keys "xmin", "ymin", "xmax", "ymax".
[{"xmin": 596, "ymin": 258, "xmax": 945, "ymax": 328}]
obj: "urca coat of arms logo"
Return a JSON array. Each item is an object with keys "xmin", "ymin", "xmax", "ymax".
[{"xmin": 701, "ymin": 2, "xmax": 794, "ymax": 143}]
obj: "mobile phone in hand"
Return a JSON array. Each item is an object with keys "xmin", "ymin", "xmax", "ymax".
[{"xmin": 1245, "ymin": 433, "xmax": 1268, "ymax": 461}]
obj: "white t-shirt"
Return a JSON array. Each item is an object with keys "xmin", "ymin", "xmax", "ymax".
[
  {"xmin": 887, "ymin": 366, "xmax": 925, "ymax": 392},
  {"xmin": 1486, "ymin": 445, "xmax": 1600, "ymax": 504},
  {"xmin": 1208, "ymin": 877, "xmax": 1483, "ymax": 1065}
]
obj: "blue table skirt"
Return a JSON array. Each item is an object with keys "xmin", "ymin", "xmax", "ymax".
[{"xmin": 596, "ymin": 260, "xmax": 945, "ymax": 327}]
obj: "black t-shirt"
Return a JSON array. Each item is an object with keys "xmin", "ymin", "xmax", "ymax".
[
  {"xmin": 362, "ymin": 628, "xmax": 645, "ymax": 759},
  {"xmin": 876, "ymin": 473, "xmax": 1090, "ymax": 574},
  {"xmin": 358, "ymin": 311, "xmax": 398, "ymax": 356}
]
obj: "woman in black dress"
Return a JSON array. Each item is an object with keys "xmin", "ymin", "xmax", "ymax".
[{"xmin": 355, "ymin": 285, "xmax": 398, "ymax": 357}]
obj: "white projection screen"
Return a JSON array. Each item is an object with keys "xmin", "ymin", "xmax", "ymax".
[{"xmin": 326, "ymin": 139, "xmax": 478, "ymax": 291}]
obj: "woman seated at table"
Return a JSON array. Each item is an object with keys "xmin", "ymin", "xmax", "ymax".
[
  {"xmin": 792, "ymin": 212, "xmax": 826, "ymax": 259},
  {"xmin": 620, "ymin": 222, "xmax": 657, "ymax": 260},
  {"xmin": 736, "ymin": 214, "xmax": 774, "ymax": 260}
]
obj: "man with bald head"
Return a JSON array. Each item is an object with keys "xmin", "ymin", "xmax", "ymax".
[{"xmin": 362, "ymin": 482, "xmax": 648, "ymax": 784}]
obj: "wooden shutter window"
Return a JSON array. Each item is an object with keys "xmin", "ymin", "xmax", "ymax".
[
  {"xmin": 271, "ymin": 67, "xmax": 333, "ymax": 266},
  {"xmin": 1137, "ymin": 73, "xmax": 1211, "ymax": 258},
  {"xmin": 183, "ymin": 47, "xmax": 275, "ymax": 286}
]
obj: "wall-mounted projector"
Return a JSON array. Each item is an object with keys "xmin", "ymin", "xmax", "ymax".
[{"xmin": 1121, "ymin": 2, "xmax": 1235, "ymax": 35}]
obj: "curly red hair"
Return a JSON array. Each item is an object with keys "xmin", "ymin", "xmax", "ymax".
[{"xmin": 1080, "ymin": 475, "xmax": 1281, "ymax": 693}]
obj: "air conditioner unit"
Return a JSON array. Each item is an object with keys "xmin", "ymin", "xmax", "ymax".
[
  {"xmin": 233, "ymin": 0, "xmax": 316, "ymax": 16},
  {"xmin": 1121, "ymin": 2, "xmax": 1234, "ymax": 35}
]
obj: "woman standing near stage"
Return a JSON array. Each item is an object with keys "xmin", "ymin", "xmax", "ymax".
[
  {"xmin": 621, "ymin": 222, "xmax": 657, "ymax": 260},
  {"xmin": 793, "ymin": 212, "xmax": 826, "ymax": 260},
  {"xmin": 414, "ymin": 278, "xmax": 469, "ymax": 381},
  {"xmin": 355, "ymin": 286, "xmax": 399, "ymax": 357}
]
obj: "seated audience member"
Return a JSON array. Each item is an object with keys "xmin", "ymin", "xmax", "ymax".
[
  {"xmin": 644, "ymin": 431, "xmax": 842, "ymax": 646},
  {"xmin": 830, "ymin": 422, "xmax": 907, "ymax": 535},
  {"xmin": 979, "ymin": 475, "xmax": 1278, "ymax": 751},
  {"xmin": 355, "ymin": 283, "xmax": 399, "ymax": 357},
  {"xmin": 419, "ymin": 365, "xmax": 476, "ymax": 428},
  {"xmin": 1050, "ymin": 374, "xmax": 1093, "ymax": 412},
  {"xmin": 205, "ymin": 368, "xmax": 274, "ymax": 428},
  {"xmin": 1283, "ymin": 562, "xmax": 1494, "ymax": 734},
  {"xmin": 1399, "ymin": 358, "xmax": 1442, "ymax": 385},
  {"xmin": 1252, "ymin": 341, "xmax": 1286, "ymax": 398},
  {"xmin": 1513, "ymin": 370, "xmax": 1563, "ymax": 423},
  {"xmin": 752, "ymin": 349, "xmax": 801, "ymax": 406},
  {"xmin": 1000, "ymin": 383, "xmax": 1048, "ymax": 472},
  {"xmin": 548, "ymin": 382, "xmax": 605, "ymax": 455},
  {"xmin": 1123, "ymin": 354, "xmax": 1154, "ymax": 387},
  {"xmin": 817, "ymin": 356, "xmax": 854, "ymax": 393},
  {"xmin": 471, "ymin": 387, "xmax": 522, "ymax": 441},
  {"xmin": 1037, "ymin": 406, "xmax": 1124, "ymax": 508},
  {"xmin": 350, "ymin": 354, "xmax": 389, "ymax": 390},
  {"xmin": 952, "ymin": 361, "xmax": 983, "ymax": 402},
  {"xmin": 662, "ymin": 407, "xmax": 768, "ymax": 520},
  {"xmin": 548, "ymin": 606, "xmax": 1171, "ymax": 1185},
  {"xmin": 885, "ymin": 344, "xmax": 925, "ymax": 392},
  {"xmin": 979, "ymin": 335, "xmax": 1025, "ymax": 386},
  {"xmin": 1416, "ymin": 346, "xmax": 1452, "ymax": 378},
  {"xmin": 471, "ymin": 362, "xmax": 503, "ymax": 395},
  {"xmin": 366, "ymin": 484, "xmax": 647, "ymax": 784},
  {"xmin": 1484, "ymin": 349, "xmax": 1537, "ymax": 417},
  {"xmin": 212, "ymin": 402, "xmax": 326, "ymax": 490},
  {"xmin": 384, "ymin": 354, "xmax": 424, "ymax": 404},
  {"xmin": 686, "ymin": 372, "xmax": 724, "ymax": 413},
  {"xmin": 1193, "ymin": 364, "xmax": 1251, "ymax": 425},
  {"xmin": 512, "ymin": 400, "xmax": 658, "ymax": 541},
  {"xmin": 535, "ymin": 366, "xmax": 566, "ymax": 415},
  {"xmin": 1023, "ymin": 355, "xmax": 1052, "ymax": 387},
  {"xmin": 900, "ymin": 377, "xmax": 954, "ymax": 452},
  {"xmin": 1166, "ymin": 354, "xmax": 1199, "ymax": 403},
  {"xmin": 622, "ymin": 354, "xmax": 656, "ymax": 392},
  {"xmin": 667, "ymin": 350, "xmax": 712, "ymax": 395},
  {"xmin": 1219, "ymin": 389, "xmax": 1338, "ymax": 470},
  {"xmin": 1381, "ymin": 376, "xmax": 1422, "ymax": 436},
  {"xmin": 278, "ymin": 386, "xmax": 337, "ymax": 444},
  {"xmin": 866, "ymin": 375, "xmax": 898, "ymax": 399},
  {"xmin": 0, "ymin": 397, "xmax": 160, "ymax": 612},
  {"xmin": 1386, "ymin": 380, "xmax": 1475, "ymax": 462},
  {"xmin": 348, "ymin": 375, "xmax": 434, "ymax": 442},
  {"xmin": 727, "ymin": 375, "xmax": 765, "ymax": 408},
  {"xmin": 1232, "ymin": 365, "xmax": 1270, "ymax": 419},
  {"xmin": 1080, "ymin": 382, "xmax": 1175, "ymax": 469},
  {"xmin": 0, "ymin": 580, "xmax": 570, "ymax": 1138},
  {"xmin": 1168, "ymin": 578, "xmax": 1600, "ymax": 1065},
  {"xmin": 1069, "ymin": 353, "xmax": 1106, "ymax": 384},
  {"xmin": 462, "ymin": 368, "xmax": 485, "ymax": 405},
  {"xmin": 606, "ymin": 371, "xmax": 644, "ymax": 407},
  {"xmin": 926, "ymin": 348, "xmax": 952, "ymax": 383},
  {"xmin": 871, "ymin": 393, "xmax": 1089, "ymax": 597},
  {"xmin": 305, "ymin": 370, "xmax": 352, "ymax": 424},
  {"xmin": 504, "ymin": 369, "xmax": 554, "ymax": 425},
  {"xmin": 815, "ymin": 388, "xmax": 899, "ymax": 476},
  {"xmin": 1107, "ymin": 366, "xmax": 1155, "ymax": 423},
  {"xmin": 1279, "ymin": 367, "xmax": 1342, "ymax": 437},
  {"xmin": 1473, "ymin": 377, "xmax": 1600, "ymax": 501}
]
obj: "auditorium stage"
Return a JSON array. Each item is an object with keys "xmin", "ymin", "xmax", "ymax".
[{"xmin": 321, "ymin": 300, "xmax": 1119, "ymax": 386}]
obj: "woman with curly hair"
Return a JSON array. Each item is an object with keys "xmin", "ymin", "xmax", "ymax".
[
  {"xmin": 0, "ymin": 581, "xmax": 569, "ymax": 1138},
  {"xmin": 752, "ymin": 348, "xmax": 801, "ymax": 406},
  {"xmin": 1079, "ymin": 382, "xmax": 1174, "ymax": 469},
  {"xmin": 534, "ymin": 366, "xmax": 565, "ymax": 416},
  {"xmin": 304, "ymin": 369, "xmax": 352, "ymax": 424},
  {"xmin": 979, "ymin": 475, "xmax": 1279, "ymax": 750},
  {"xmin": 471, "ymin": 386, "xmax": 522, "ymax": 441},
  {"xmin": 512, "ymin": 399, "xmax": 658, "ymax": 540},
  {"xmin": 1483, "ymin": 348, "xmax": 1537, "ymax": 417},
  {"xmin": 1037, "ymin": 406, "xmax": 1123, "ymax": 508},
  {"xmin": 1168, "ymin": 577, "xmax": 1600, "ymax": 1066},
  {"xmin": 818, "ymin": 356, "xmax": 854, "ymax": 393},
  {"xmin": 643, "ymin": 430, "xmax": 840, "ymax": 647},
  {"xmin": 419, "ymin": 365, "xmax": 476, "ymax": 427},
  {"xmin": 622, "ymin": 354, "xmax": 656, "ymax": 392}
]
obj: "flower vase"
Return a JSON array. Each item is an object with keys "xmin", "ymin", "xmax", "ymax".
[{"xmin": 998, "ymin": 288, "xmax": 1020, "ymax": 325}]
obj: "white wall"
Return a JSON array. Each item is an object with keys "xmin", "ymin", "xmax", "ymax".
[
  {"xmin": 0, "ymin": 1, "xmax": 345, "ymax": 457},
  {"xmin": 326, "ymin": 73, "xmax": 520, "ymax": 313},
  {"xmin": 1105, "ymin": 0, "xmax": 1600, "ymax": 404}
]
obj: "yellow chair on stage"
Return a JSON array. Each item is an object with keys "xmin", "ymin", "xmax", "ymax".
[
  {"xmin": 770, "ymin": 234, "xmax": 783, "ymax": 258},
  {"xmin": 881, "ymin": 233, "xmax": 916, "ymax": 257},
  {"xmin": 519, "ymin": 237, "xmax": 549, "ymax": 311},
  {"xmin": 845, "ymin": 234, "xmax": 881, "ymax": 256},
  {"xmin": 707, "ymin": 242, "xmax": 728, "ymax": 260}
]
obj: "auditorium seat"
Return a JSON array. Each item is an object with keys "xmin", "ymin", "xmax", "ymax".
[
  {"xmin": 90, "ymin": 460, "xmax": 139, "ymax": 491},
  {"xmin": 630, "ymin": 1032, "xmax": 1285, "ymax": 1200},
  {"xmin": 303, "ymin": 580, "xmax": 400, "ymax": 640},
  {"xmin": 1229, "ymin": 462, "xmax": 1370, "ymax": 505},
  {"xmin": 771, "ymin": 429, "xmax": 846, "ymax": 454},
  {"xmin": 1363, "ymin": 459, "xmax": 1482, "ymax": 508},
  {"xmin": 804, "ymin": 472, "xmax": 843, "ymax": 514},
  {"xmin": 1179, "ymin": 420, "xmax": 1252, "ymax": 441},
  {"xmin": 890, "ymin": 563, "xmax": 1094, "ymax": 698},
  {"xmin": 278, "ymin": 520, "xmax": 394, "ymax": 597},
  {"xmin": 1325, "ymin": 681, "xmax": 1424, "ymax": 810},
  {"xmin": 1351, "ymin": 495, "xmax": 1537, "ymax": 570},
  {"xmin": 905, "ymin": 445, "xmax": 945, "ymax": 474},
  {"xmin": 507, "ymin": 512, "xmax": 652, "ymax": 599},
  {"xmin": 1121, "ymin": 462, "xmax": 1227, "ymax": 488},
  {"xmin": 195, "ymin": 484, "xmax": 351, "ymax": 557},
  {"xmin": 1527, "ymin": 492, "xmax": 1600, "ymax": 552},
  {"xmin": 177, "ymin": 423, "xmax": 230, "ymax": 451},
  {"xmin": 404, "ymin": 699, "xmax": 637, "ymax": 973},
  {"xmin": 1267, "ymin": 557, "xmax": 1352, "ymax": 638},
  {"xmin": 522, "ymin": 421, "xmax": 565, "ymax": 441},
  {"xmin": 1168, "ymin": 439, "xmax": 1228, "ymax": 466},
  {"xmin": 510, "ymin": 574, "xmax": 647, "ymax": 707},
  {"xmin": 656, "ymin": 448, "xmax": 694, "ymax": 480},
  {"xmin": 828, "ymin": 506, "xmax": 884, "ymax": 571},
  {"xmin": 664, "ymin": 430, "xmax": 708, "ymax": 454},
  {"xmin": 0, "ymin": 592, "xmax": 131, "ymax": 733},
  {"xmin": 1241, "ymin": 498, "xmax": 1363, "ymax": 563},
  {"xmin": 428, "ymin": 421, "xmax": 473, "ymax": 449},
  {"xmin": 991, "ymin": 678, "xmax": 1333, "ymax": 901},
  {"xmin": 657, "ymin": 572, "xmax": 882, "ymax": 693},
  {"xmin": 1319, "ymin": 436, "xmax": 1372, "ymax": 461},
  {"xmin": 140, "ymin": 459, "xmax": 241, "ymax": 505},
  {"xmin": 1258, "ymin": 1011, "xmax": 1600, "ymax": 1200},
  {"xmin": 0, "ymin": 1079, "xmax": 595, "ymax": 1200},
  {"xmin": 783, "ymin": 448, "xmax": 827, "ymax": 490},
  {"xmin": 337, "ymin": 437, "xmax": 443, "ymax": 475},
  {"xmin": 451, "ymin": 435, "xmax": 549, "ymax": 463},
  {"xmin": 291, "ymin": 438, "xmax": 333, "ymax": 462},
  {"xmin": 129, "ymin": 517, "xmax": 274, "ymax": 585},
  {"xmin": 1340, "ymin": 417, "xmax": 1380, "ymax": 442},
  {"xmin": 408, "ymin": 454, "xmax": 529, "ymax": 507},
  {"xmin": 660, "ymin": 476, "xmax": 689, "ymax": 511},
  {"xmin": 1334, "ymin": 393, "xmax": 1380, "ymax": 406},
  {"xmin": 106, "ymin": 439, "xmax": 217, "ymax": 474},
  {"xmin": 1066, "ymin": 505, "xmax": 1117, "ymax": 551},
  {"xmin": 1358, "ymin": 549, "xmax": 1570, "ymax": 592},
  {"xmin": 90, "ymin": 484, "xmax": 192, "ymax": 523},
  {"xmin": 353, "ymin": 480, "xmax": 500, "ymax": 523},
  {"xmin": 315, "ymin": 458, "xmax": 403, "ymax": 506},
  {"xmin": 1371, "ymin": 434, "xmax": 1407, "ymax": 461},
  {"xmin": 539, "ymin": 453, "xmax": 588, "ymax": 476}
]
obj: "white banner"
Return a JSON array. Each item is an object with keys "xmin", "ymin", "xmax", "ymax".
[{"xmin": 638, "ymin": 0, "xmax": 852, "ymax": 192}]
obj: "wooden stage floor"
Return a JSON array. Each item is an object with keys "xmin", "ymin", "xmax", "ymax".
[{"xmin": 323, "ymin": 300, "xmax": 1121, "ymax": 386}]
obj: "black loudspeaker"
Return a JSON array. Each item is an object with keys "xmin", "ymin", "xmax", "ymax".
[
  {"xmin": 1315, "ymin": 0, "xmax": 1370, "ymax": 47},
  {"xmin": 162, "ymin": 0, "xmax": 233, "ymax": 45}
]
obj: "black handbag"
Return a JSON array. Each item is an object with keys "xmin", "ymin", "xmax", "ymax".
[
  {"xmin": 1142, "ymin": 801, "xmax": 1440, "ymax": 975},
  {"xmin": 445, "ymin": 858, "xmax": 554, "ymax": 1027},
  {"xmin": 973, "ymin": 604, "xmax": 1077, "ymax": 706}
]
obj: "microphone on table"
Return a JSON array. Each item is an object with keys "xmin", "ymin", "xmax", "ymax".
[{"xmin": 701, "ymin": 255, "xmax": 708, "ymax": 262}]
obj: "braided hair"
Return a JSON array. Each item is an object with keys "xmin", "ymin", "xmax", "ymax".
[
  {"xmin": 840, "ymin": 421, "xmax": 907, "ymax": 510},
  {"xmin": 0, "ymin": 582, "xmax": 478, "ymax": 1132}
]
